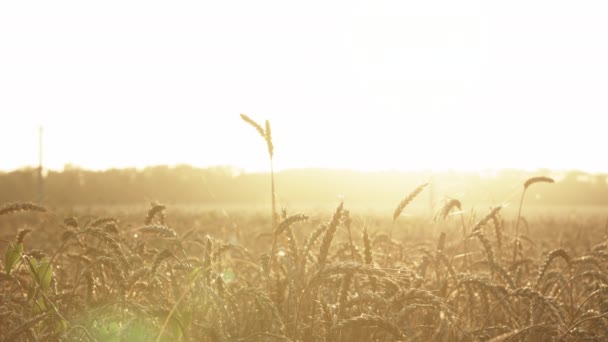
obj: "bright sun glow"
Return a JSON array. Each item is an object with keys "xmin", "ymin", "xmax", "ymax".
[{"xmin": 1, "ymin": 1, "xmax": 607, "ymax": 173}]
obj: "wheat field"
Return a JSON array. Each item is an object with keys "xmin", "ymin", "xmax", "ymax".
[
  {"xmin": 3, "ymin": 0, "xmax": 607, "ymax": 340},
  {"xmin": 1, "ymin": 192, "xmax": 607, "ymax": 341},
  {"xmin": 1, "ymin": 118, "xmax": 607, "ymax": 341}
]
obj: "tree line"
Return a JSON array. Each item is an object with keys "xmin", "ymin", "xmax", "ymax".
[{"xmin": 0, "ymin": 165, "xmax": 606, "ymax": 207}]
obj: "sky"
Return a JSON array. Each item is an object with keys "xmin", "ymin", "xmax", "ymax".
[{"xmin": 1, "ymin": 1, "xmax": 607, "ymax": 173}]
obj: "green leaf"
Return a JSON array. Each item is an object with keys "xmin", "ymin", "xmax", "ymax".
[
  {"xmin": 27, "ymin": 257, "xmax": 53, "ymax": 292},
  {"xmin": 5, "ymin": 243, "xmax": 23, "ymax": 275},
  {"xmin": 33, "ymin": 298, "xmax": 47, "ymax": 315},
  {"xmin": 55, "ymin": 319, "xmax": 68, "ymax": 334},
  {"xmin": 36, "ymin": 258, "xmax": 53, "ymax": 292}
]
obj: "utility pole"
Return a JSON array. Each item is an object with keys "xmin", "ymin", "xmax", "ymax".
[{"xmin": 37, "ymin": 125, "xmax": 44, "ymax": 203}]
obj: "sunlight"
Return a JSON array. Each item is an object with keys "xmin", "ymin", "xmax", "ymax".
[
  {"xmin": 1, "ymin": 2, "xmax": 607, "ymax": 340},
  {"xmin": 1, "ymin": 0, "xmax": 607, "ymax": 173}
]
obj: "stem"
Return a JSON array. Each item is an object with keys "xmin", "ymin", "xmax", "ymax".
[
  {"xmin": 271, "ymin": 159, "xmax": 277, "ymax": 226},
  {"xmin": 460, "ymin": 213, "xmax": 468, "ymax": 270},
  {"xmin": 156, "ymin": 266, "xmax": 207, "ymax": 342},
  {"xmin": 512, "ymin": 189, "xmax": 527, "ymax": 264},
  {"xmin": 561, "ymin": 313, "xmax": 608, "ymax": 338},
  {"xmin": 345, "ymin": 215, "xmax": 355, "ymax": 262},
  {"xmin": 571, "ymin": 287, "xmax": 605, "ymax": 322},
  {"xmin": 293, "ymin": 279, "xmax": 314, "ymax": 339},
  {"xmin": 569, "ymin": 265, "xmax": 574, "ymax": 322},
  {"xmin": 267, "ymin": 238, "xmax": 277, "ymax": 292},
  {"xmin": 267, "ymin": 159, "xmax": 277, "ymax": 292},
  {"xmin": 383, "ymin": 222, "xmax": 395, "ymax": 267},
  {"xmin": 480, "ymin": 292, "xmax": 513, "ymax": 330}
]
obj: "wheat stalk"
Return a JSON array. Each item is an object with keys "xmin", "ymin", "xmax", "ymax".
[
  {"xmin": 145, "ymin": 202, "xmax": 166, "ymax": 225},
  {"xmin": 318, "ymin": 202, "xmax": 344, "ymax": 266},
  {"xmin": 0, "ymin": 202, "xmax": 46, "ymax": 216},
  {"xmin": 239, "ymin": 113, "xmax": 265, "ymax": 138},
  {"xmin": 337, "ymin": 273, "xmax": 353, "ymax": 319},
  {"xmin": 15, "ymin": 229, "xmax": 32, "ymax": 244},
  {"xmin": 385, "ymin": 182, "xmax": 429, "ymax": 266},
  {"xmin": 275, "ymin": 214, "xmax": 309, "ymax": 236},
  {"xmin": 513, "ymin": 177, "xmax": 555, "ymax": 264},
  {"xmin": 137, "ymin": 225, "xmax": 177, "ymax": 238},
  {"xmin": 392, "ymin": 182, "xmax": 429, "ymax": 222},
  {"xmin": 471, "ymin": 206, "xmax": 503, "ymax": 234},
  {"xmin": 535, "ymin": 248, "xmax": 571, "ymax": 289},
  {"xmin": 240, "ymin": 113, "xmax": 279, "ymax": 291},
  {"xmin": 362, "ymin": 227, "xmax": 373, "ymax": 266},
  {"xmin": 524, "ymin": 176, "xmax": 555, "ymax": 189},
  {"xmin": 436, "ymin": 198, "xmax": 462, "ymax": 221}
]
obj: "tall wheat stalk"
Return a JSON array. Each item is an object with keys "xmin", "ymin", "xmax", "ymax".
[
  {"xmin": 437, "ymin": 198, "xmax": 469, "ymax": 268},
  {"xmin": 240, "ymin": 114, "xmax": 278, "ymax": 291},
  {"xmin": 512, "ymin": 176, "xmax": 554, "ymax": 263},
  {"xmin": 385, "ymin": 183, "xmax": 429, "ymax": 266}
]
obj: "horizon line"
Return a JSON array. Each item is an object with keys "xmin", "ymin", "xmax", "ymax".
[{"xmin": 1, "ymin": 163, "xmax": 605, "ymax": 175}]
